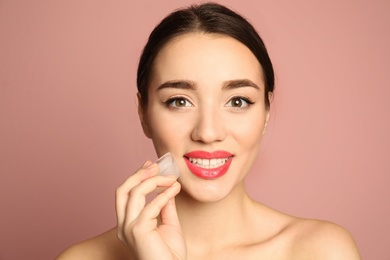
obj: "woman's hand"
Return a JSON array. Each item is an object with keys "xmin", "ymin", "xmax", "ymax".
[{"xmin": 116, "ymin": 161, "xmax": 186, "ymax": 260}]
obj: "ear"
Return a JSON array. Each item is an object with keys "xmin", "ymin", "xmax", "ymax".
[
  {"xmin": 262, "ymin": 111, "xmax": 270, "ymax": 136},
  {"xmin": 262, "ymin": 92, "xmax": 272, "ymax": 135},
  {"xmin": 268, "ymin": 91, "xmax": 273, "ymax": 104},
  {"xmin": 137, "ymin": 93, "xmax": 151, "ymax": 139}
]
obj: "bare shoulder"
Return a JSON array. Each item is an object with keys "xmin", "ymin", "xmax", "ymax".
[
  {"xmin": 287, "ymin": 218, "xmax": 361, "ymax": 259},
  {"xmin": 56, "ymin": 228, "xmax": 130, "ymax": 260}
]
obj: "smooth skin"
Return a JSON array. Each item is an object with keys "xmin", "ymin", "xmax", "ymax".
[{"xmin": 57, "ymin": 33, "xmax": 361, "ymax": 259}]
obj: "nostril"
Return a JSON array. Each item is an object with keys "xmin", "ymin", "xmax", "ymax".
[{"xmin": 190, "ymin": 109, "xmax": 226, "ymax": 143}]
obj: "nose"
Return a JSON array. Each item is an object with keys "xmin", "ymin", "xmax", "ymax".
[{"xmin": 191, "ymin": 106, "xmax": 226, "ymax": 144}]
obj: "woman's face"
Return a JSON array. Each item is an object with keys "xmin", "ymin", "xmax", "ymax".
[{"xmin": 139, "ymin": 33, "xmax": 269, "ymax": 202}]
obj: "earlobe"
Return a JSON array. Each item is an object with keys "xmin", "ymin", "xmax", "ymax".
[
  {"xmin": 262, "ymin": 93, "xmax": 272, "ymax": 135},
  {"xmin": 262, "ymin": 111, "xmax": 270, "ymax": 136},
  {"xmin": 137, "ymin": 93, "xmax": 151, "ymax": 139},
  {"xmin": 268, "ymin": 91, "xmax": 273, "ymax": 105}
]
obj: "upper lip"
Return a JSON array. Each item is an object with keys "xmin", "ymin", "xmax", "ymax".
[{"xmin": 184, "ymin": 150, "xmax": 233, "ymax": 159}]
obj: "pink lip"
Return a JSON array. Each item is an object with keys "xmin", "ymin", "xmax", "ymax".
[{"xmin": 183, "ymin": 150, "xmax": 233, "ymax": 179}]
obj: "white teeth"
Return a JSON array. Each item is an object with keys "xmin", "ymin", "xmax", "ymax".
[
  {"xmin": 188, "ymin": 157, "xmax": 229, "ymax": 168},
  {"xmin": 210, "ymin": 159, "xmax": 217, "ymax": 167}
]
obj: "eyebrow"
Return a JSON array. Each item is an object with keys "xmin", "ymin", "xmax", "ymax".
[
  {"xmin": 222, "ymin": 79, "xmax": 260, "ymax": 90},
  {"xmin": 157, "ymin": 80, "xmax": 197, "ymax": 91},
  {"xmin": 156, "ymin": 79, "xmax": 260, "ymax": 91}
]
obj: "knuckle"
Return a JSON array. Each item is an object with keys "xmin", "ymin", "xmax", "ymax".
[
  {"xmin": 129, "ymin": 183, "xmax": 148, "ymax": 197},
  {"xmin": 129, "ymin": 222, "xmax": 143, "ymax": 238},
  {"xmin": 116, "ymin": 183, "xmax": 130, "ymax": 194},
  {"xmin": 120, "ymin": 222, "xmax": 139, "ymax": 244},
  {"xmin": 128, "ymin": 187, "xmax": 139, "ymax": 197},
  {"xmin": 115, "ymin": 187, "xmax": 123, "ymax": 197}
]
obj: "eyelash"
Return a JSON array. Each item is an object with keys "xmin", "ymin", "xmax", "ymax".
[
  {"xmin": 226, "ymin": 96, "xmax": 255, "ymax": 109},
  {"xmin": 164, "ymin": 96, "xmax": 255, "ymax": 110},
  {"xmin": 165, "ymin": 97, "xmax": 193, "ymax": 109}
]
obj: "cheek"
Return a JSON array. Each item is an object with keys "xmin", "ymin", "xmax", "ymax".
[
  {"xmin": 229, "ymin": 112, "xmax": 266, "ymax": 148},
  {"xmin": 146, "ymin": 111, "xmax": 192, "ymax": 153}
]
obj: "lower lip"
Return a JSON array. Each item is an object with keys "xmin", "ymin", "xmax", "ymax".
[{"xmin": 184, "ymin": 157, "xmax": 233, "ymax": 179}]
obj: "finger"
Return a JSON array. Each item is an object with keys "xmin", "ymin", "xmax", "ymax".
[
  {"xmin": 136, "ymin": 182, "xmax": 181, "ymax": 228},
  {"xmin": 116, "ymin": 162, "xmax": 157, "ymax": 228},
  {"xmin": 160, "ymin": 186, "xmax": 181, "ymax": 227},
  {"xmin": 124, "ymin": 176, "xmax": 177, "ymax": 224}
]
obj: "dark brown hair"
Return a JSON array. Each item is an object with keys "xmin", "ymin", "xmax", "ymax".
[{"xmin": 137, "ymin": 2, "xmax": 274, "ymax": 108}]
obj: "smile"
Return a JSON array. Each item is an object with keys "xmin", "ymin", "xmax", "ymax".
[
  {"xmin": 184, "ymin": 150, "xmax": 233, "ymax": 179},
  {"xmin": 188, "ymin": 158, "xmax": 229, "ymax": 168}
]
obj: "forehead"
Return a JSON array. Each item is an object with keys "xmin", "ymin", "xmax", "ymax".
[{"xmin": 151, "ymin": 33, "xmax": 264, "ymax": 87}]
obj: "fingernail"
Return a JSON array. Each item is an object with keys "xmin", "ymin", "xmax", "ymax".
[
  {"xmin": 142, "ymin": 161, "xmax": 152, "ymax": 168},
  {"xmin": 146, "ymin": 162, "xmax": 156, "ymax": 169}
]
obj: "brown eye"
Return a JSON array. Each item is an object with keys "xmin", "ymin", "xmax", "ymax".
[
  {"xmin": 231, "ymin": 98, "xmax": 243, "ymax": 107},
  {"xmin": 174, "ymin": 98, "xmax": 187, "ymax": 107},
  {"xmin": 226, "ymin": 97, "xmax": 253, "ymax": 108},
  {"xmin": 166, "ymin": 97, "xmax": 192, "ymax": 108}
]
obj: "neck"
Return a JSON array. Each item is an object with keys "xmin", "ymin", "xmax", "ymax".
[{"xmin": 175, "ymin": 182, "xmax": 255, "ymax": 251}]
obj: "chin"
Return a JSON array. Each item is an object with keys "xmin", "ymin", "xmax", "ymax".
[
  {"xmin": 180, "ymin": 189, "xmax": 230, "ymax": 204},
  {"xmin": 178, "ymin": 176, "xmax": 238, "ymax": 203}
]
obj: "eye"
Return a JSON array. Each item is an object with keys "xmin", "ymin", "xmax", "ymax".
[
  {"xmin": 166, "ymin": 97, "xmax": 193, "ymax": 108},
  {"xmin": 226, "ymin": 97, "xmax": 254, "ymax": 108}
]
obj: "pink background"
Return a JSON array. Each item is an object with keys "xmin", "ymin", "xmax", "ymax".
[{"xmin": 1, "ymin": 0, "xmax": 389, "ymax": 259}]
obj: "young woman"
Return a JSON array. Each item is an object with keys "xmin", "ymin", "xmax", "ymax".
[{"xmin": 57, "ymin": 3, "xmax": 360, "ymax": 259}]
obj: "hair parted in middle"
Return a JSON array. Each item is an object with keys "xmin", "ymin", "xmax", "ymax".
[{"xmin": 137, "ymin": 2, "xmax": 274, "ymax": 109}]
